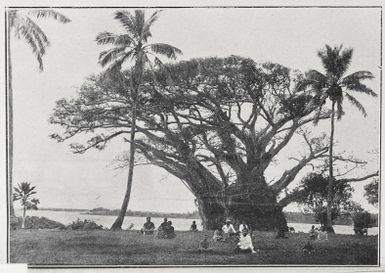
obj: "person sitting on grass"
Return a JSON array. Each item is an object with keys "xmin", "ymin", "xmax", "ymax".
[
  {"xmin": 309, "ymin": 225, "xmax": 317, "ymax": 240},
  {"xmin": 317, "ymin": 226, "xmax": 328, "ymax": 241},
  {"xmin": 235, "ymin": 229, "xmax": 257, "ymax": 254},
  {"xmin": 156, "ymin": 218, "xmax": 168, "ymax": 239},
  {"xmin": 213, "ymin": 225, "xmax": 224, "ymax": 241},
  {"xmin": 222, "ymin": 219, "xmax": 237, "ymax": 241},
  {"xmin": 302, "ymin": 241, "xmax": 315, "ymax": 254},
  {"xmin": 238, "ymin": 220, "xmax": 249, "ymax": 234},
  {"xmin": 190, "ymin": 221, "xmax": 198, "ymax": 232},
  {"xmin": 140, "ymin": 216, "xmax": 155, "ymax": 235},
  {"xmin": 198, "ymin": 234, "xmax": 213, "ymax": 253},
  {"xmin": 165, "ymin": 221, "xmax": 176, "ymax": 239}
]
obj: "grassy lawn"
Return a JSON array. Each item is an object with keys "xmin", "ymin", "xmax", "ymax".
[{"xmin": 10, "ymin": 229, "xmax": 378, "ymax": 265}]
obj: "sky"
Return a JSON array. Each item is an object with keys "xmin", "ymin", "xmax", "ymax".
[{"xmin": 10, "ymin": 7, "xmax": 380, "ymax": 213}]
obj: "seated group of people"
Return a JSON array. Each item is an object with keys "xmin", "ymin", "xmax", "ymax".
[
  {"xmin": 303, "ymin": 225, "xmax": 331, "ymax": 254},
  {"xmin": 212, "ymin": 219, "xmax": 247, "ymax": 241},
  {"xmin": 140, "ymin": 217, "xmax": 176, "ymax": 239},
  {"xmin": 309, "ymin": 225, "xmax": 328, "ymax": 241},
  {"xmin": 209, "ymin": 219, "xmax": 257, "ymax": 254}
]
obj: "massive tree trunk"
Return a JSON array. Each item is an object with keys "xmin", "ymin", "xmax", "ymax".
[
  {"xmin": 196, "ymin": 196, "xmax": 226, "ymax": 230},
  {"xmin": 326, "ymin": 101, "xmax": 335, "ymax": 233},
  {"xmin": 194, "ymin": 176, "xmax": 287, "ymax": 231}
]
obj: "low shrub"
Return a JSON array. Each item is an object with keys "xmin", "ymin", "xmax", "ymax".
[
  {"xmin": 15, "ymin": 216, "xmax": 65, "ymax": 229},
  {"xmin": 66, "ymin": 218, "xmax": 104, "ymax": 230}
]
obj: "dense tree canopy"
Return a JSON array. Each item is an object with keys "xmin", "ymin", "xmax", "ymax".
[
  {"xmin": 291, "ymin": 173, "xmax": 353, "ymax": 226},
  {"xmin": 50, "ymin": 56, "xmax": 343, "ymax": 229}
]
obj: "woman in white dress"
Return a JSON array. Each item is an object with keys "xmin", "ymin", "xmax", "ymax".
[{"xmin": 236, "ymin": 229, "xmax": 257, "ymax": 254}]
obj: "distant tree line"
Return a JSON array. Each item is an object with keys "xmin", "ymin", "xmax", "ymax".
[
  {"xmin": 84, "ymin": 207, "xmax": 201, "ymax": 219},
  {"xmin": 82, "ymin": 207, "xmax": 378, "ymax": 226}
]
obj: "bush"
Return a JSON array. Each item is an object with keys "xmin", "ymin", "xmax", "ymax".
[
  {"xmin": 352, "ymin": 211, "xmax": 374, "ymax": 235},
  {"xmin": 66, "ymin": 218, "xmax": 104, "ymax": 230},
  {"xmin": 15, "ymin": 216, "xmax": 65, "ymax": 229}
]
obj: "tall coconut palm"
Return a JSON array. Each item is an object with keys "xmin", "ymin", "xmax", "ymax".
[
  {"xmin": 13, "ymin": 182, "xmax": 40, "ymax": 228},
  {"xmin": 96, "ymin": 10, "xmax": 182, "ymax": 230},
  {"xmin": 298, "ymin": 44, "xmax": 376, "ymax": 232},
  {"xmin": 7, "ymin": 9, "xmax": 70, "ymax": 219}
]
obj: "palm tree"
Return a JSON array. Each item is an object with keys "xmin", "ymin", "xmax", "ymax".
[
  {"xmin": 13, "ymin": 182, "xmax": 40, "ymax": 228},
  {"xmin": 96, "ymin": 10, "xmax": 182, "ymax": 230},
  {"xmin": 298, "ymin": 44, "xmax": 376, "ymax": 232},
  {"xmin": 7, "ymin": 9, "xmax": 70, "ymax": 219}
]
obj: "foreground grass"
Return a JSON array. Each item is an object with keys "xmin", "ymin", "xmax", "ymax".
[{"xmin": 10, "ymin": 229, "xmax": 378, "ymax": 265}]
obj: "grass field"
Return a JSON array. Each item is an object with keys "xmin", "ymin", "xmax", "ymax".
[{"xmin": 10, "ymin": 229, "xmax": 378, "ymax": 265}]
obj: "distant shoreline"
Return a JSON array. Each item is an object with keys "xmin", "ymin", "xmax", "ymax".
[{"xmin": 32, "ymin": 208, "xmax": 378, "ymax": 225}]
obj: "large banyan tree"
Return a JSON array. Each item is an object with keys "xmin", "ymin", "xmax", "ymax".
[{"xmin": 50, "ymin": 56, "xmax": 335, "ymax": 230}]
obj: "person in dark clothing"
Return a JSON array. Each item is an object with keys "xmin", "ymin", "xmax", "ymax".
[
  {"xmin": 157, "ymin": 218, "xmax": 168, "ymax": 238},
  {"xmin": 165, "ymin": 221, "xmax": 176, "ymax": 239},
  {"xmin": 190, "ymin": 221, "xmax": 198, "ymax": 232},
  {"xmin": 140, "ymin": 216, "xmax": 155, "ymax": 235},
  {"xmin": 159, "ymin": 218, "xmax": 168, "ymax": 229},
  {"xmin": 309, "ymin": 225, "xmax": 317, "ymax": 240}
]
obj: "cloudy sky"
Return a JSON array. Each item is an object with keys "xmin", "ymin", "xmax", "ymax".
[{"xmin": 10, "ymin": 7, "xmax": 380, "ymax": 213}]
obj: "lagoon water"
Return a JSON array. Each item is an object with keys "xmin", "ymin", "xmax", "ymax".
[{"xmin": 17, "ymin": 209, "xmax": 378, "ymax": 235}]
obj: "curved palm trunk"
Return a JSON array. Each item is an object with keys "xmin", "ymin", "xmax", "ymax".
[
  {"xmin": 111, "ymin": 100, "xmax": 137, "ymax": 230},
  {"xmin": 111, "ymin": 59, "xmax": 143, "ymax": 230},
  {"xmin": 326, "ymin": 101, "xmax": 335, "ymax": 233},
  {"xmin": 7, "ymin": 13, "xmax": 16, "ymax": 219}
]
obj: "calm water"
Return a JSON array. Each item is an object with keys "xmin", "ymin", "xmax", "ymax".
[{"xmin": 17, "ymin": 210, "xmax": 378, "ymax": 235}]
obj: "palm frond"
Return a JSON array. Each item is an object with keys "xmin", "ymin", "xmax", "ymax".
[
  {"xmin": 134, "ymin": 10, "xmax": 146, "ymax": 38},
  {"xmin": 26, "ymin": 191, "xmax": 37, "ymax": 197},
  {"xmin": 341, "ymin": 71, "xmax": 374, "ymax": 85},
  {"xmin": 115, "ymin": 34, "xmax": 135, "ymax": 46},
  {"xmin": 140, "ymin": 10, "xmax": 161, "ymax": 42},
  {"xmin": 296, "ymin": 70, "xmax": 326, "ymax": 93},
  {"xmin": 306, "ymin": 69, "xmax": 327, "ymax": 81},
  {"xmin": 344, "ymin": 92, "xmax": 368, "ymax": 117},
  {"xmin": 153, "ymin": 56, "xmax": 164, "ymax": 68},
  {"xmin": 345, "ymin": 81, "xmax": 377, "ymax": 97},
  {"xmin": 13, "ymin": 193, "xmax": 21, "ymax": 201},
  {"xmin": 318, "ymin": 44, "xmax": 353, "ymax": 79},
  {"xmin": 153, "ymin": 55, "xmax": 174, "ymax": 78},
  {"xmin": 335, "ymin": 47, "xmax": 353, "ymax": 78},
  {"xmin": 149, "ymin": 43, "xmax": 182, "ymax": 60},
  {"xmin": 146, "ymin": 10, "xmax": 161, "ymax": 27},
  {"xmin": 95, "ymin": 32, "xmax": 119, "ymax": 45},
  {"xmin": 29, "ymin": 9, "xmax": 71, "ymax": 23},
  {"xmin": 104, "ymin": 50, "xmax": 134, "ymax": 72},
  {"xmin": 114, "ymin": 10, "xmax": 137, "ymax": 37},
  {"xmin": 99, "ymin": 47, "xmax": 129, "ymax": 67},
  {"xmin": 16, "ymin": 19, "xmax": 45, "ymax": 70}
]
